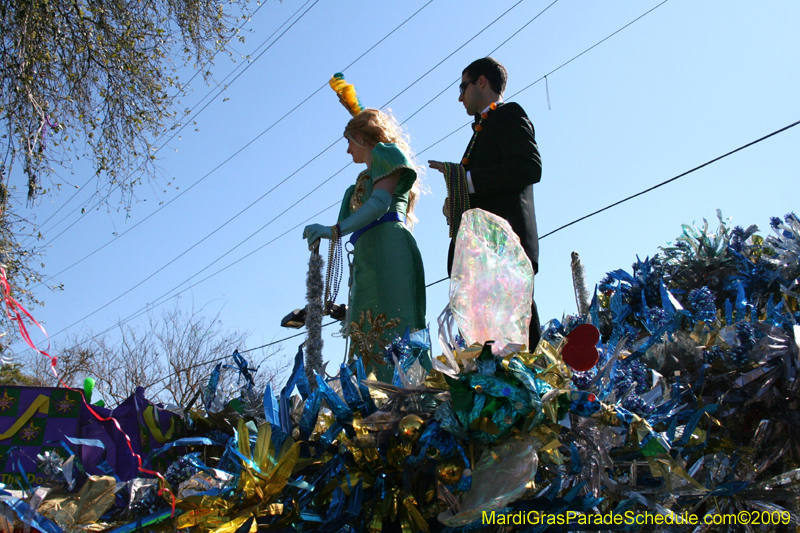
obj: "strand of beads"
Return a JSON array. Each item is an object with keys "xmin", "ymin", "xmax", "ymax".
[
  {"xmin": 461, "ymin": 102, "xmax": 498, "ymax": 165},
  {"xmin": 444, "ymin": 163, "xmax": 470, "ymax": 238},
  {"xmin": 324, "ymin": 223, "xmax": 343, "ymax": 312}
]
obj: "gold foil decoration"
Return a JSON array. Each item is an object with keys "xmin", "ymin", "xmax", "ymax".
[
  {"xmin": 468, "ymin": 417, "xmax": 500, "ymax": 435},
  {"xmin": 424, "ymin": 369, "xmax": 449, "ymax": 390},
  {"xmin": 174, "ymin": 420, "xmax": 300, "ymax": 532},
  {"xmin": 529, "ymin": 425, "xmax": 561, "ymax": 455},
  {"xmin": 435, "ymin": 457, "xmax": 466, "ymax": 485},
  {"xmin": 53, "ymin": 475, "xmax": 117, "ymax": 533},
  {"xmin": 387, "ymin": 440, "xmax": 414, "ymax": 468},
  {"xmin": 403, "ymin": 495, "xmax": 430, "ymax": 533},
  {"xmin": 455, "ymin": 343, "xmax": 484, "ymax": 360},
  {"xmin": 349, "ymin": 309, "xmax": 401, "ymax": 366},
  {"xmin": 398, "ymin": 414, "xmax": 425, "ymax": 443},
  {"xmin": 349, "ymin": 170, "xmax": 371, "ymax": 212},
  {"xmin": 175, "ymin": 509, "xmax": 217, "ymax": 529}
]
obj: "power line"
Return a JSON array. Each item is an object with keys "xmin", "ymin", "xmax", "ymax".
[
  {"xmin": 58, "ymin": 0, "xmax": 742, "ymax": 387},
  {"xmin": 32, "ymin": 0, "xmax": 438, "ymax": 287},
  {"xmin": 30, "ymin": 0, "xmax": 692, "ymax": 374},
  {"xmin": 146, "ymin": 0, "xmax": 323, "ymax": 171},
  {"xmin": 423, "ymin": 118, "xmax": 800, "ymax": 289},
  {"xmin": 416, "ymin": 0, "xmax": 673, "ymax": 288},
  {"xmin": 238, "ymin": 323, "xmax": 337, "ymax": 354},
  {"xmin": 31, "ymin": 0, "xmax": 536, "ymax": 337},
  {"xmin": 141, "ymin": 319, "xmax": 339, "ymax": 394},
  {"xmin": 401, "ymin": 0, "xmax": 560, "ymax": 124},
  {"xmin": 92, "ymin": 118, "xmax": 799, "ymax": 401},
  {"xmin": 510, "ymin": 0, "xmax": 669, "ymax": 99},
  {"xmin": 34, "ymin": 0, "xmax": 430, "ymax": 247},
  {"xmin": 380, "ymin": 0, "xmax": 531, "ymax": 109},
  {"xmin": 53, "ymin": 139, "xmax": 346, "ymax": 331},
  {"xmin": 539, "ymin": 118, "xmax": 800, "ymax": 239},
  {"xmin": 426, "ymin": 277, "xmax": 448, "ymax": 288},
  {"xmin": 31, "ymin": 0, "xmax": 661, "ymax": 348},
  {"xmin": 145, "ymin": 110, "xmax": 788, "ymax": 391},
  {"xmin": 72, "ymin": 201, "xmax": 341, "ymax": 349},
  {"xmin": 30, "ymin": 0, "xmax": 276, "ymax": 238},
  {"xmin": 29, "ymin": 22, "xmax": 319, "ymax": 267},
  {"xmin": 34, "ymin": 0, "xmax": 319, "ymax": 245}
]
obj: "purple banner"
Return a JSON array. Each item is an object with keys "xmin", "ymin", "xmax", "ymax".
[{"xmin": 0, "ymin": 385, "xmax": 183, "ymax": 485}]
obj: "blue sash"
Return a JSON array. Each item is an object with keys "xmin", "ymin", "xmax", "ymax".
[{"xmin": 349, "ymin": 212, "xmax": 406, "ymax": 246}]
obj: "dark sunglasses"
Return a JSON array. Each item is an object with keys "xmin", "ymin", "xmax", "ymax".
[{"xmin": 458, "ymin": 78, "xmax": 477, "ymax": 96}]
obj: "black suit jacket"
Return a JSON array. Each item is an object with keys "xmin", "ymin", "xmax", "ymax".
[{"xmin": 448, "ymin": 101, "xmax": 542, "ymax": 274}]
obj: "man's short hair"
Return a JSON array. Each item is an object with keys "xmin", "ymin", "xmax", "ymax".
[{"xmin": 463, "ymin": 57, "xmax": 508, "ymax": 95}]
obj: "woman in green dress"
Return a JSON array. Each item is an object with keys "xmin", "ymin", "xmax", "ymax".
[{"xmin": 303, "ymin": 109, "xmax": 426, "ymax": 381}]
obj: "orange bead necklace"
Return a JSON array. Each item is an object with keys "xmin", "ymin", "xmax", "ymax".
[{"xmin": 461, "ymin": 102, "xmax": 499, "ymax": 166}]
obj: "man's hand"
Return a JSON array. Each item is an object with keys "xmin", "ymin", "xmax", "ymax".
[
  {"xmin": 443, "ymin": 197, "xmax": 451, "ymax": 225},
  {"xmin": 428, "ymin": 160, "xmax": 445, "ymax": 174}
]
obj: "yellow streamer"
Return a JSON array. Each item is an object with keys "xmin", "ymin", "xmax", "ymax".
[
  {"xmin": 143, "ymin": 405, "xmax": 174, "ymax": 443},
  {"xmin": 403, "ymin": 496, "xmax": 430, "ymax": 533},
  {"xmin": 0, "ymin": 394, "xmax": 49, "ymax": 441}
]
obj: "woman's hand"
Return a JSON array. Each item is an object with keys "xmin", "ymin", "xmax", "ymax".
[{"xmin": 303, "ymin": 224, "xmax": 332, "ymax": 248}]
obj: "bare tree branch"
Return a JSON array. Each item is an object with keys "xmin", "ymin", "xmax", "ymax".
[
  {"xmin": 21, "ymin": 303, "xmax": 285, "ymax": 408},
  {"xmin": 0, "ymin": 0, "xmax": 254, "ymax": 350}
]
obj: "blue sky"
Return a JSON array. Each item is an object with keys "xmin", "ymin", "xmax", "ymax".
[{"xmin": 13, "ymin": 0, "xmax": 800, "ymax": 388}]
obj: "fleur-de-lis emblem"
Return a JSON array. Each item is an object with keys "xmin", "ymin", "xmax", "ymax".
[
  {"xmin": 348, "ymin": 309, "xmax": 401, "ymax": 367},
  {"xmin": 0, "ymin": 390, "xmax": 16, "ymax": 412}
]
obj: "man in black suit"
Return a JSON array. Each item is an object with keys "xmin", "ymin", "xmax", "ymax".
[{"xmin": 429, "ymin": 57, "xmax": 542, "ymax": 347}]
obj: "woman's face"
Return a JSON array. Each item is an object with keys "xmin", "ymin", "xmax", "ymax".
[{"xmin": 346, "ymin": 135, "xmax": 372, "ymax": 165}]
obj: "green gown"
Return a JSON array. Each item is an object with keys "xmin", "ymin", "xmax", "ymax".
[{"xmin": 338, "ymin": 143, "xmax": 426, "ymax": 381}]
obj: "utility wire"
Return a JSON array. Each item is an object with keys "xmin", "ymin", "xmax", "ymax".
[
  {"xmin": 35, "ymin": 0, "xmax": 430, "ymax": 247},
  {"xmin": 81, "ymin": 201, "xmax": 341, "ymax": 344},
  {"xmin": 146, "ymin": 91, "xmax": 786, "ymax": 390},
  {"xmin": 417, "ymin": 0, "xmax": 673, "ymax": 288},
  {"xmin": 36, "ymin": 0, "xmax": 319, "ymax": 247},
  {"xmin": 95, "ymin": 99, "xmax": 792, "ymax": 399},
  {"xmin": 31, "ymin": 0, "xmax": 276, "ymax": 238},
  {"xmin": 149, "ymin": 0, "xmax": 322, "ymax": 163},
  {"xmin": 381, "ymin": 0, "xmax": 531, "ymax": 109},
  {"xmin": 142, "ymin": 318, "xmax": 339, "ymax": 394},
  {"xmin": 511, "ymin": 0, "xmax": 669, "ymax": 98},
  {"xmin": 29, "ymin": 0, "xmax": 662, "ymax": 348},
  {"xmin": 31, "ymin": 0, "xmax": 534, "ymax": 333},
  {"xmin": 32, "ymin": 133, "xmax": 338, "ymax": 291},
  {"xmin": 539, "ymin": 118, "xmax": 800, "ymax": 239},
  {"xmin": 92, "ymin": 0, "xmax": 736, "ymax": 390},
  {"xmin": 401, "ymin": 0, "xmax": 560, "ymax": 124},
  {"xmin": 51, "ymin": 194, "xmax": 341, "ymax": 340},
  {"xmin": 32, "ymin": 0, "xmax": 437, "ymax": 287},
  {"xmin": 238, "ymin": 323, "xmax": 338, "ymax": 354},
  {"xmin": 423, "ymin": 118, "xmax": 800, "ymax": 289}
]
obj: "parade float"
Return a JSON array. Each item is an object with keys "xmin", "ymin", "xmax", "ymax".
[{"xmin": 1, "ymin": 210, "xmax": 799, "ymax": 532}]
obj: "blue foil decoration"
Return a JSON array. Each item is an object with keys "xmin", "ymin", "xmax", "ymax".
[
  {"xmin": 315, "ymin": 374, "xmax": 353, "ymax": 428},
  {"xmin": 352, "ymin": 357, "xmax": 377, "ymax": 414},
  {"xmin": 279, "ymin": 346, "xmax": 311, "ymax": 434},
  {"xmin": 338, "ymin": 363, "xmax": 365, "ymax": 414},
  {"xmin": 263, "ymin": 382, "xmax": 281, "ymax": 430},
  {"xmin": 0, "ymin": 489, "xmax": 63, "ymax": 533},
  {"xmin": 298, "ymin": 390, "xmax": 321, "ymax": 440},
  {"xmin": 204, "ymin": 363, "xmax": 222, "ymax": 410}
]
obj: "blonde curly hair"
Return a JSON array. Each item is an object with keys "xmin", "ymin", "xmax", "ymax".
[{"xmin": 344, "ymin": 109, "xmax": 423, "ymax": 228}]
